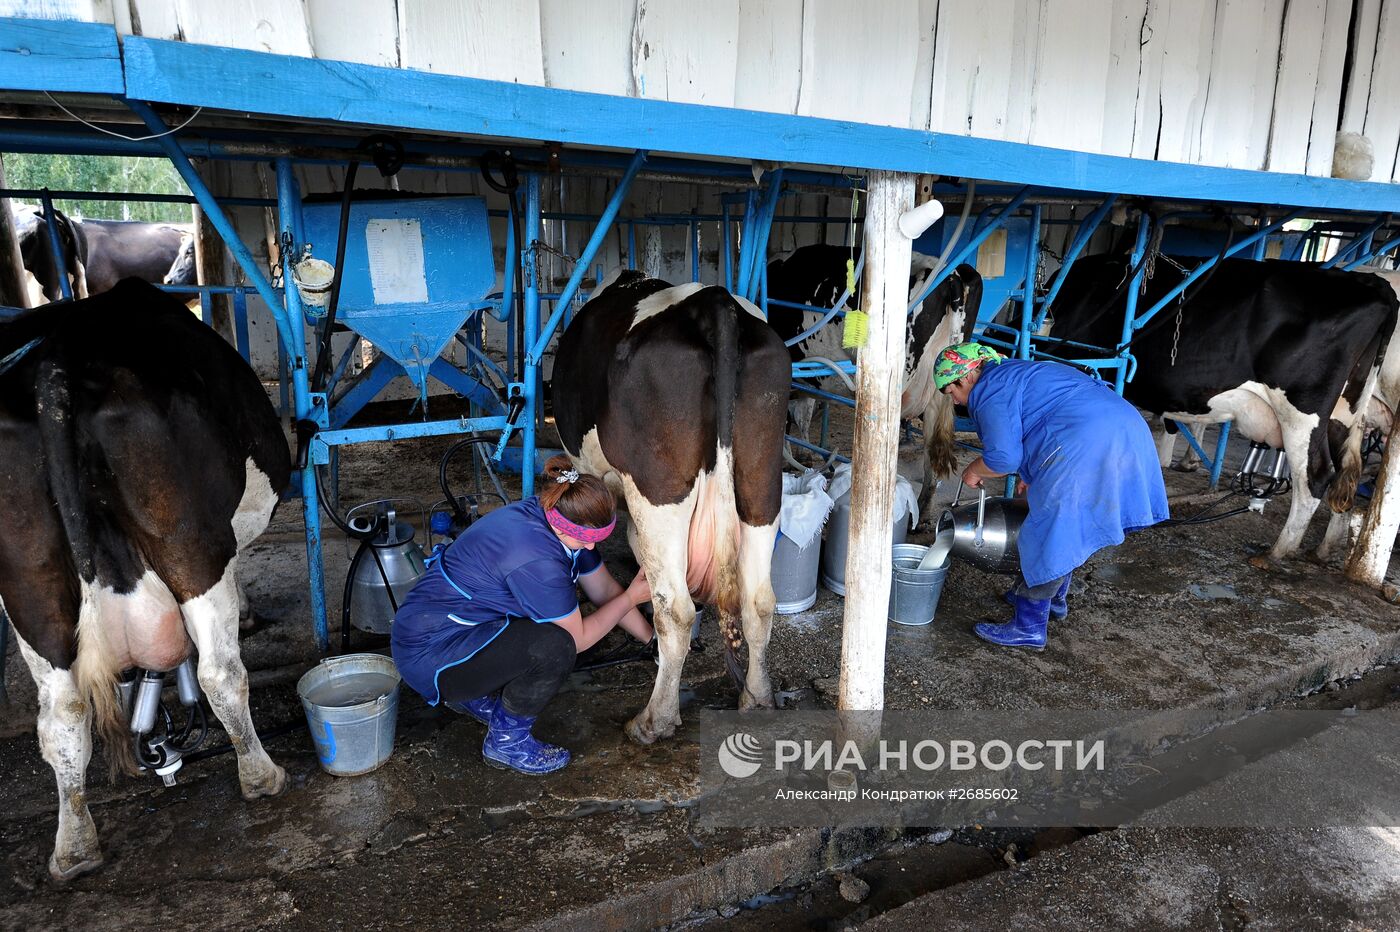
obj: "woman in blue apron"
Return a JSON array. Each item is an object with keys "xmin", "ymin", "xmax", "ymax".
[
  {"xmin": 391, "ymin": 455, "xmax": 653, "ymax": 774},
  {"xmin": 934, "ymin": 342, "xmax": 1169, "ymax": 651}
]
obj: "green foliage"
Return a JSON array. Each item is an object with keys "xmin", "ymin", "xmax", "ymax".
[{"xmin": 3, "ymin": 154, "xmax": 192, "ymax": 224}]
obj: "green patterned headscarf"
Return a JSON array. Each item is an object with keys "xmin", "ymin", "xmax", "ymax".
[{"xmin": 933, "ymin": 342, "xmax": 1005, "ymax": 390}]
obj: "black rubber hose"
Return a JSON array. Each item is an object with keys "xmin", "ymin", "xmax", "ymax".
[
  {"xmin": 439, "ymin": 436, "xmax": 510, "ymax": 527},
  {"xmin": 479, "ymin": 154, "xmax": 523, "ymax": 383},
  {"xmin": 311, "ymin": 160, "xmax": 360, "ymax": 394},
  {"xmin": 341, "ymin": 538, "xmax": 371, "ymax": 654},
  {"xmin": 182, "ymin": 719, "xmax": 306, "ymax": 765}
]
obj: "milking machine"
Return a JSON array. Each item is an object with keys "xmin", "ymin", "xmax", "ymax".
[
  {"xmin": 1158, "ymin": 440, "xmax": 1292, "ymax": 527},
  {"xmin": 120, "ymin": 657, "xmax": 208, "ymax": 786}
]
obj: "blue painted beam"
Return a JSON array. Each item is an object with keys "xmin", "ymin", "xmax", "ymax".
[
  {"xmin": 0, "ymin": 18, "xmax": 123, "ymax": 94},
  {"xmin": 118, "ymin": 35, "xmax": 1400, "ymax": 214}
]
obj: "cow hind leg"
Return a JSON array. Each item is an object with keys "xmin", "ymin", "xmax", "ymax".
[
  {"xmin": 14, "ymin": 629, "xmax": 103, "ymax": 882},
  {"xmin": 623, "ymin": 491, "xmax": 696, "ymax": 746},
  {"xmin": 1257, "ymin": 420, "xmax": 1326, "ymax": 565},
  {"xmin": 181, "ymin": 562, "xmax": 285, "ymax": 798},
  {"xmin": 736, "ymin": 521, "xmax": 778, "ymax": 711}
]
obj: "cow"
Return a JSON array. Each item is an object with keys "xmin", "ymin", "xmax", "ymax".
[
  {"xmin": 11, "ymin": 204, "xmax": 86, "ymax": 303},
  {"xmin": 74, "ymin": 218, "xmax": 196, "ymax": 294},
  {"xmin": 1047, "ymin": 254, "xmax": 1400, "ymax": 565},
  {"xmin": 552, "ymin": 271, "xmax": 789, "ymax": 744},
  {"xmin": 164, "ymin": 230, "xmax": 198, "ymax": 286},
  {"xmin": 765, "ymin": 244, "xmax": 981, "ymax": 525},
  {"xmin": 1, "ymin": 278, "xmax": 290, "ymax": 881}
]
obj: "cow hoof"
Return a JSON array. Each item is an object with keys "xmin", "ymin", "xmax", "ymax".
[
  {"xmin": 625, "ymin": 713, "xmax": 677, "ymax": 746},
  {"xmin": 49, "ymin": 851, "xmax": 102, "ymax": 884},
  {"xmin": 1172, "ymin": 461, "xmax": 1201, "ymax": 473},
  {"xmin": 240, "ymin": 764, "xmax": 287, "ymax": 800},
  {"xmin": 738, "ymin": 690, "xmax": 775, "ymax": 712},
  {"xmin": 1248, "ymin": 554, "xmax": 1279, "ymax": 572}
]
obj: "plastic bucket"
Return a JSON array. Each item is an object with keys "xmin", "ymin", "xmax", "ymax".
[
  {"xmin": 296, "ymin": 653, "xmax": 401, "ymax": 776},
  {"xmin": 888, "ymin": 543, "xmax": 949, "ymax": 626},
  {"xmin": 292, "ymin": 257, "xmax": 335, "ymax": 309},
  {"xmin": 771, "ymin": 532, "xmax": 821, "ymax": 614},
  {"xmin": 821, "ymin": 497, "xmax": 909, "ymax": 596}
]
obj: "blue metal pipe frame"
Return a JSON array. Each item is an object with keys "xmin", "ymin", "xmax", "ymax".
[
  {"xmin": 1036, "ymin": 195, "xmax": 1117, "ymax": 321},
  {"xmin": 37, "ymin": 190, "xmax": 73, "ymax": 301}
]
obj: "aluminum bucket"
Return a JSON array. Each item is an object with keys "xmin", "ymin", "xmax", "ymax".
[
  {"xmin": 888, "ymin": 543, "xmax": 949, "ymax": 627},
  {"xmin": 771, "ymin": 532, "xmax": 821, "ymax": 614},
  {"xmin": 296, "ymin": 653, "xmax": 401, "ymax": 777},
  {"xmin": 820, "ymin": 496, "xmax": 909, "ymax": 597}
]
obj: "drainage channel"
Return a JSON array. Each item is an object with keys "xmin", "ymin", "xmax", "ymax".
[{"xmin": 675, "ymin": 660, "xmax": 1400, "ymax": 931}]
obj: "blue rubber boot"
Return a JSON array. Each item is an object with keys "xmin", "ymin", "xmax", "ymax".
[
  {"xmin": 975, "ymin": 593, "xmax": 1050, "ymax": 650},
  {"xmin": 1003, "ymin": 573, "xmax": 1072, "ymax": 620},
  {"xmin": 1049, "ymin": 574, "xmax": 1072, "ymax": 619},
  {"xmin": 482, "ymin": 704, "xmax": 571, "ymax": 775},
  {"xmin": 445, "ymin": 692, "xmax": 498, "ymax": 725}
]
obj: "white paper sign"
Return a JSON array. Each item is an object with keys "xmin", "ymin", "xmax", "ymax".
[{"xmin": 365, "ymin": 218, "xmax": 429, "ymax": 304}]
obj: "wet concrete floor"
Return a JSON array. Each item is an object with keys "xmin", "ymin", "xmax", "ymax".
[{"xmin": 4, "ymin": 426, "xmax": 1400, "ymax": 929}]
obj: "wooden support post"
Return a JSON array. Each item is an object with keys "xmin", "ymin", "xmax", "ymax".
[
  {"xmin": 1345, "ymin": 416, "xmax": 1400, "ymax": 592},
  {"xmin": 0, "ymin": 156, "xmax": 30, "ymax": 309},
  {"xmin": 195, "ymin": 161, "xmax": 234, "ymax": 343},
  {"xmin": 838, "ymin": 171, "xmax": 915, "ymax": 713}
]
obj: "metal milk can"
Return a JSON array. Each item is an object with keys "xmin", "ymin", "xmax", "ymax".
[{"xmin": 936, "ymin": 481, "xmax": 1029, "ymax": 575}]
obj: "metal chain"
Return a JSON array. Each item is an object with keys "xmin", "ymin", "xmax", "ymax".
[{"xmin": 1170, "ymin": 295, "xmax": 1183, "ymax": 367}]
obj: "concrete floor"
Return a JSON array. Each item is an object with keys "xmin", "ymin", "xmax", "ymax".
[{"xmin": 4, "ymin": 425, "xmax": 1400, "ymax": 929}]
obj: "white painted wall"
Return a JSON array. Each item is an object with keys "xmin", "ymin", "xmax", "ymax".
[{"xmin": 14, "ymin": 0, "xmax": 1400, "ymax": 177}]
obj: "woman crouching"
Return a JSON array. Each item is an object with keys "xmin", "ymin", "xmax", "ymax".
[{"xmin": 391, "ymin": 456, "xmax": 653, "ymax": 774}]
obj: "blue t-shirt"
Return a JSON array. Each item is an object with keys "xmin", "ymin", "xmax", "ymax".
[{"xmin": 390, "ymin": 497, "xmax": 602, "ymax": 704}]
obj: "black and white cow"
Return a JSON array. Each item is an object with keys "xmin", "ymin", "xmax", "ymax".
[
  {"xmin": 11, "ymin": 204, "xmax": 86, "ymax": 304},
  {"xmin": 553, "ymin": 272, "xmax": 790, "ymax": 744},
  {"xmin": 1048, "ymin": 254, "xmax": 1400, "ymax": 564},
  {"xmin": 77, "ymin": 218, "xmax": 196, "ymax": 294},
  {"xmin": 766, "ymin": 244, "xmax": 981, "ymax": 524},
  {"xmin": 1, "ymin": 279, "xmax": 290, "ymax": 880}
]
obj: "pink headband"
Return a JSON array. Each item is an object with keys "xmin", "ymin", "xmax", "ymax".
[{"xmin": 547, "ymin": 508, "xmax": 616, "ymax": 544}]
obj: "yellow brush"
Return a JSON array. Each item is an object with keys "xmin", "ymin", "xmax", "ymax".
[{"xmin": 841, "ymin": 258, "xmax": 868, "ymax": 348}]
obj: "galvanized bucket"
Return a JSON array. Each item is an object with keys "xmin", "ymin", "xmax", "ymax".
[
  {"xmin": 771, "ymin": 532, "xmax": 821, "ymax": 614},
  {"xmin": 296, "ymin": 653, "xmax": 401, "ymax": 777},
  {"xmin": 820, "ymin": 496, "xmax": 909, "ymax": 597},
  {"xmin": 888, "ymin": 543, "xmax": 950, "ymax": 626}
]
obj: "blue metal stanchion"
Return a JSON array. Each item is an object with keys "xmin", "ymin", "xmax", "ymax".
[
  {"xmin": 37, "ymin": 189, "xmax": 73, "ymax": 301},
  {"xmin": 522, "ymin": 174, "xmax": 542, "ymax": 496},
  {"xmin": 1018, "ymin": 204, "xmax": 1041, "ymax": 359}
]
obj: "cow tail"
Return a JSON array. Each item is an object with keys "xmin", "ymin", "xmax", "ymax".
[
  {"xmin": 924, "ymin": 267, "xmax": 975, "ymax": 483},
  {"xmin": 74, "ymin": 617, "xmax": 140, "ymax": 780},
  {"xmin": 35, "ymin": 359, "xmax": 140, "ymax": 779},
  {"xmin": 710, "ymin": 298, "xmax": 747, "ymax": 691}
]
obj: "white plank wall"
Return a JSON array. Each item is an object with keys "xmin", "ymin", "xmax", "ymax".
[
  {"xmin": 398, "ymin": 0, "xmax": 545, "ymax": 84},
  {"xmin": 539, "ymin": 0, "xmax": 635, "ymax": 96},
  {"xmin": 1102, "ymin": 0, "xmax": 1149, "ymax": 158},
  {"xmin": 125, "ymin": 0, "xmax": 180, "ymax": 40},
  {"xmin": 631, "ymin": 0, "xmax": 739, "ymax": 106},
  {"xmin": 1152, "ymin": 0, "xmax": 1216, "ymax": 164},
  {"xmin": 928, "ymin": 0, "xmax": 1017, "ymax": 139},
  {"xmin": 23, "ymin": 0, "xmax": 1400, "ymax": 181},
  {"xmin": 798, "ymin": 0, "xmax": 920, "ymax": 128},
  {"xmin": 733, "ymin": 0, "xmax": 804, "ymax": 115},
  {"xmin": 1370, "ymin": 0, "xmax": 1400, "ymax": 181},
  {"xmin": 1342, "ymin": 0, "xmax": 1383, "ymax": 135},
  {"xmin": 1198, "ymin": 0, "xmax": 1284, "ymax": 169},
  {"xmin": 170, "ymin": 0, "xmax": 314, "ymax": 56},
  {"xmin": 305, "ymin": 0, "xmax": 399, "ymax": 68},
  {"xmin": 1304, "ymin": 0, "xmax": 1353, "ymax": 178},
  {"xmin": 1029, "ymin": 0, "xmax": 1112, "ymax": 152},
  {"xmin": 1270, "ymin": 0, "xmax": 1332, "ymax": 174}
]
